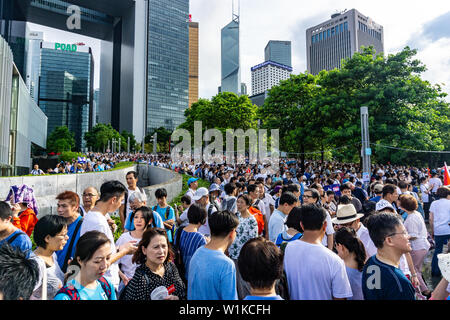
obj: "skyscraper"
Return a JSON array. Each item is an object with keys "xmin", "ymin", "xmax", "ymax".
[
  {"xmin": 265, "ymin": 40, "xmax": 292, "ymax": 68},
  {"xmin": 251, "ymin": 61, "xmax": 292, "ymax": 96},
  {"xmin": 147, "ymin": 0, "xmax": 189, "ymax": 132},
  {"xmin": 221, "ymin": 13, "xmax": 241, "ymax": 95},
  {"xmin": 189, "ymin": 21, "xmax": 199, "ymax": 108},
  {"xmin": 306, "ymin": 9, "xmax": 384, "ymax": 75},
  {"xmin": 25, "ymin": 30, "xmax": 43, "ymax": 104},
  {"xmin": 38, "ymin": 42, "xmax": 94, "ymax": 151}
]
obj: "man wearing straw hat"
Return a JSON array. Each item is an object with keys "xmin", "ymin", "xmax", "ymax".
[{"xmin": 332, "ymin": 200, "xmax": 377, "ymax": 259}]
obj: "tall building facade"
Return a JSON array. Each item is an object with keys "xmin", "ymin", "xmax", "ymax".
[
  {"xmin": 265, "ymin": 40, "xmax": 292, "ymax": 68},
  {"xmin": 189, "ymin": 21, "xmax": 199, "ymax": 108},
  {"xmin": 25, "ymin": 30, "xmax": 43, "ymax": 104},
  {"xmin": 306, "ymin": 9, "xmax": 384, "ymax": 75},
  {"xmin": 147, "ymin": 0, "xmax": 189, "ymax": 132},
  {"xmin": 38, "ymin": 42, "xmax": 94, "ymax": 151},
  {"xmin": 221, "ymin": 15, "xmax": 241, "ymax": 95},
  {"xmin": 251, "ymin": 61, "xmax": 292, "ymax": 96},
  {"xmin": 0, "ymin": 34, "xmax": 47, "ymax": 176}
]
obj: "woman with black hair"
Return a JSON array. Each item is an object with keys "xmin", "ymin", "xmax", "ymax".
[
  {"xmin": 334, "ymin": 227, "xmax": 367, "ymax": 300},
  {"xmin": 30, "ymin": 215, "xmax": 68, "ymax": 300},
  {"xmin": 120, "ymin": 228, "xmax": 186, "ymax": 300},
  {"xmin": 116, "ymin": 206, "xmax": 155, "ymax": 293},
  {"xmin": 54, "ymin": 231, "xmax": 117, "ymax": 300}
]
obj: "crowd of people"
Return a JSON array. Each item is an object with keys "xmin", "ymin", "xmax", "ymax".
[
  {"xmin": 30, "ymin": 152, "xmax": 137, "ymax": 175},
  {"xmin": 1, "ymin": 152, "xmax": 449, "ymax": 301}
]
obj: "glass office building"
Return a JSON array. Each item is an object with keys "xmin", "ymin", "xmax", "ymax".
[
  {"xmin": 264, "ymin": 40, "xmax": 292, "ymax": 68},
  {"xmin": 39, "ymin": 42, "xmax": 93, "ymax": 151},
  {"xmin": 221, "ymin": 18, "xmax": 241, "ymax": 95},
  {"xmin": 147, "ymin": 0, "xmax": 189, "ymax": 132}
]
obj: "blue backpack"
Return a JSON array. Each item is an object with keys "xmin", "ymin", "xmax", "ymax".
[{"xmin": 56, "ymin": 277, "xmax": 112, "ymax": 300}]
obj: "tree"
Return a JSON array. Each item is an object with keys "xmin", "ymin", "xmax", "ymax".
[
  {"xmin": 121, "ymin": 130, "xmax": 137, "ymax": 152},
  {"xmin": 258, "ymin": 73, "xmax": 324, "ymax": 170},
  {"xmin": 46, "ymin": 126, "xmax": 75, "ymax": 153},
  {"xmin": 316, "ymin": 46, "xmax": 450, "ymax": 165},
  {"xmin": 178, "ymin": 92, "xmax": 258, "ymax": 136},
  {"xmin": 84, "ymin": 123, "xmax": 121, "ymax": 152}
]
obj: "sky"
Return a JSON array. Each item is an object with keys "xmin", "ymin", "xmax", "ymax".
[{"xmin": 29, "ymin": 0, "xmax": 450, "ymax": 100}]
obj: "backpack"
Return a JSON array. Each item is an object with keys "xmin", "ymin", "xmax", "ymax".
[
  {"xmin": 172, "ymin": 226, "xmax": 187, "ymax": 284},
  {"xmin": 56, "ymin": 277, "xmax": 112, "ymax": 300},
  {"xmin": 249, "ymin": 200, "xmax": 265, "ymax": 235},
  {"xmin": 153, "ymin": 205, "xmax": 174, "ymax": 240}
]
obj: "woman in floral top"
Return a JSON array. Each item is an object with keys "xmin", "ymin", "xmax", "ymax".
[{"xmin": 228, "ymin": 194, "xmax": 258, "ymax": 260}]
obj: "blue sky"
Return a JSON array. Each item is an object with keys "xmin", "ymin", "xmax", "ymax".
[{"xmin": 30, "ymin": 0, "xmax": 450, "ymax": 100}]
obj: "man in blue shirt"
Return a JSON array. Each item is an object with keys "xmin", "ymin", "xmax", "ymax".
[
  {"xmin": 55, "ymin": 191, "xmax": 83, "ymax": 272},
  {"xmin": 362, "ymin": 212, "xmax": 415, "ymax": 300},
  {"xmin": 0, "ymin": 201, "xmax": 32, "ymax": 258},
  {"xmin": 153, "ymin": 188, "xmax": 175, "ymax": 243},
  {"xmin": 188, "ymin": 210, "xmax": 239, "ymax": 300}
]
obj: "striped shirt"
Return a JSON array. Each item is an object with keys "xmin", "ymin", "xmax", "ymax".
[{"xmin": 179, "ymin": 230, "xmax": 207, "ymax": 280}]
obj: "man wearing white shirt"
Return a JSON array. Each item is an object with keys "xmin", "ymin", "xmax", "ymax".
[
  {"xmin": 185, "ymin": 177, "xmax": 199, "ymax": 202},
  {"xmin": 80, "ymin": 181, "xmax": 138, "ymax": 292},
  {"xmin": 119, "ymin": 171, "xmax": 147, "ymax": 230},
  {"xmin": 284, "ymin": 204, "xmax": 353, "ymax": 300},
  {"xmin": 332, "ymin": 203, "xmax": 377, "ymax": 258},
  {"xmin": 268, "ymin": 192, "xmax": 297, "ymax": 243}
]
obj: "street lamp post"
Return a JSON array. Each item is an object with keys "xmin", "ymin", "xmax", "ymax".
[{"xmin": 360, "ymin": 107, "xmax": 371, "ymax": 191}]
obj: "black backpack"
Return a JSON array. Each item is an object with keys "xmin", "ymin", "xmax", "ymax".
[{"xmin": 173, "ymin": 226, "xmax": 186, "ymax": 284}]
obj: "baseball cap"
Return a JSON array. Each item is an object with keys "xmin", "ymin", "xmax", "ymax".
[
  {"xmin": 373, "ymin": 184, "xmax": 383, "ymax": 193},
  {"xmin": 192, "ymin": 187, "xmax": 209, "ymax": 201},
  {"xmin": 209, "ymin": 183, "xmax": 221, "ymax": 192},
  {"xmin": 187, "ymin": 177, "xmax": 199, "ymax": 187}
]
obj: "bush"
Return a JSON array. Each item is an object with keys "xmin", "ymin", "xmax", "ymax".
[{"xmin": 60, "ymin": 151, "xmax": 86, "ymax": 162}]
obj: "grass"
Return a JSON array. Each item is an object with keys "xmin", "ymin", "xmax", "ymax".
[{"xmin": 2, "ymin": 161, "xmax": 135, "ymax": 178}]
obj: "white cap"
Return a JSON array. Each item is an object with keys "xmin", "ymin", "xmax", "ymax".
[{"xmin": 192, "ymin": 187, "xmax": 209, "ymax": 201}]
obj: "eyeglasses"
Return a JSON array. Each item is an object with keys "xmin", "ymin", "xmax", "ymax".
[
  {"xmin": 387, "ymin": 231, "xmax": 409, "ymax": 238},
  {"xmin": 83, "ymin": 193, "xmax": 97, "ymax": 197},
  {"xmin": 303, "ymin": 195, "xmax": 315, "ymax": 199}
]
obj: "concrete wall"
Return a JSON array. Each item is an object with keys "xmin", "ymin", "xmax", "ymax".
[
  {"xmin": 136, "ymin": 164, "xmax": 182, "ymax": 208},
  {"xmin": 0, "ymin": 164, "xmax": 182, "ymax": 218}
]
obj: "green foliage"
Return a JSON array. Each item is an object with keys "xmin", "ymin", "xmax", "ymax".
[
  {"xmin": 120, "ymin": 130, "xmax": 137, "ymax": 152},
  {"xmin": 169, "ymin": 174, "xmax": 211, "ymax": 209},
  {"xmin": 84, "ymin": 123, "xmax": 124, "ymax": 152},
  {"xmin": 145, "ymin": 127, "xmax": 173, "ymax": 153},
  {"xmin": 46, "ymin": 126, "xmax": 75, "ymax": 153},
  {"xmin": 60, "ymin": 151, "xmax": 86, "ymax": 162},
  {"xmin": 179, "ymin": 92, "xmax": 258, "ymax": 136},
  {"xmin": 259, "ymin": 46, "xmax": 450, "ymax": 167}
]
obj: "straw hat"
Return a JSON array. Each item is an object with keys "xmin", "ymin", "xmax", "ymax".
[
  {"xmin": 331, "ymin": 203, "xmax": 364, "ymax": 225},
  {"xmin": 438, "ymin": 253, "xmax": 450, "ymax": 282}
]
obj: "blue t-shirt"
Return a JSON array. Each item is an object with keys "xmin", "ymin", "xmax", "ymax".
[
  {"xmin": 54, "ymin": 278, "xmax": 117, "ymax": 300},
  {"xmin": 153, "ymin": 205, "xmax": 175, "ymax": 242},
  {"xmin": 177, "ymin": 230, "xmax": 207, "ymax": 280},
  {"xmin": 56, "ymin": 215, "xmax": 83, "ymax": 272},
  {"xmin": 244, "ymin": 295, "xmax": 283, "ymax": 300},
  {"xmin": 0, "ymin": 229, "xmax": 32, "ymax": 258},
  {"xmin": 124, "ymin": 210, "xmax": 164, "ymax": 231},
  {"xmin": 188, "ymin": 246, "xmax": 238, "ymax": 300},
  {"xmin": 362, "ymin": 255, "xmax": 415, "ymax": 300}
]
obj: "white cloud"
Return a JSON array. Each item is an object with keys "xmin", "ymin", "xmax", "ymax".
[
  {"xmin": 191, "ymin": 0, "xmax": 450, "ymax": 99},
  {"xmin": 29, "ymin": 0, "xmax": 450, "ymax": 100}
]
